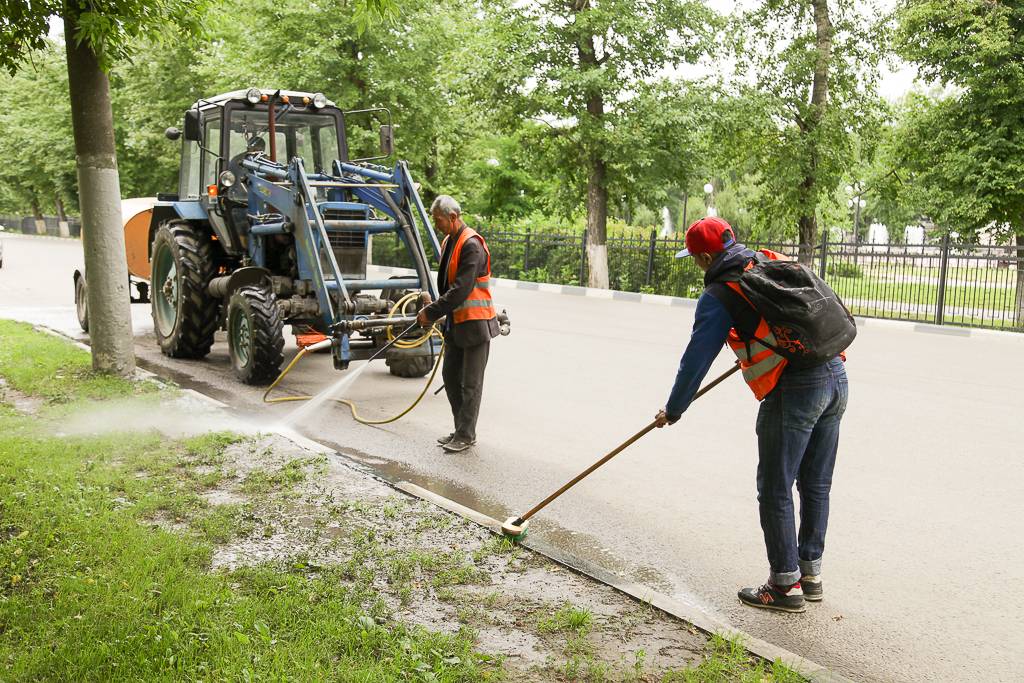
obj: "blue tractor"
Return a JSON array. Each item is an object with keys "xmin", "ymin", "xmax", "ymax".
[{"xmin": 144, "ymin": 88, "xmax": 445, "ymax": 384}]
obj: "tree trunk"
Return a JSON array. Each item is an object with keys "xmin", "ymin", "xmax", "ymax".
[
  {"xmin": 64, "ymin": 9, "xmax": 136, "ymax": 376},
  {"xmin": 55, "ymin": 193, "xmax": 67, "ymax": 223},
  {"xmin": 576, "ymin": 2, "xmax": 609, "ymax": 289},
  {"xmin": 585, "ymin": 153, "xmax": 609, "ymax": 288},
  {"xmin": 1015, "ymin": 233, "xmax": 1024, "ymax": 327},
  {"xmin": 796, "ymin": 0, "xmax": 834, "ymax": 265},
  {"xmin": 30, "ymin": 193, "xmax": 45, "ymax": 234}
]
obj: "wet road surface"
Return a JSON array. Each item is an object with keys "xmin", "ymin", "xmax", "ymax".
[{"xmin": 3, "ymin": 232, "xmax": 1023, "ymax": 681}]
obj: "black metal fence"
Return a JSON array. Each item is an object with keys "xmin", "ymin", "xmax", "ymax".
[
  {"xmin": 0, "ymin": 214, "xmax": 82, "ymax": 237},
  {"xmin": 372, "ymin": 228, "xmax": 1024, "ymax": 332}
]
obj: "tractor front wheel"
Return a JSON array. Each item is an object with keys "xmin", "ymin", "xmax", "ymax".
[
  {"xmin": 227, "ymin": 286, "xmax": 284, "ymax": 385},
  {"xmin": 150, "ymin": 221, "xmax": 219, "ymax": 358}
]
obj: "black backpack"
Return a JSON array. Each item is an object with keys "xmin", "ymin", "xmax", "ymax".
[{"xmin": 712, "ymin": 254, "xmax": 857, "ymax": 368}]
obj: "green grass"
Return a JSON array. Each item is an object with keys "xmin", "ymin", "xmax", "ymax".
[
  {"xmin": 538, "ymin": 602, "xmax": 593, "ymax": 636},
  {"xmin": 0, "ymin": 319, "xmax": 156, "ymax": 403},
  {"xmin": 663, "ymin": 634, "xmax": 805, "ymax": 683}
]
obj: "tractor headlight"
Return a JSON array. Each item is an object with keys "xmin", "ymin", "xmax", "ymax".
[
  {"xmin": 312, "ymin": 92, "xmax": 327, "ymax": 109},
  {"xmin": 245, "ymin": 88, "xmax": 261, "ymax": 105},
  {"xmin": 219, "ymin": 170, "xmax": 236, "ymax": 188}
]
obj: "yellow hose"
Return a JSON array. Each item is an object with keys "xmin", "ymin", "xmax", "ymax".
[{"xmin": 262, "ymin": 291, "xmax": 444, "ymax": 425}]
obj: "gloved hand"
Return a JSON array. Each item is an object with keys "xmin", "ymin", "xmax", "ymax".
[{"xmin": 654, "ymin": 409, "xmax": 679, "ymax": 428}]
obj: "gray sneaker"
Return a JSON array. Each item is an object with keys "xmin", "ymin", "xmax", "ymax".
[
  {"xmin": 800, "ymin": 574, "xmax": 823, "ymax": 602},
  {"xmin": 436, "ymin": 433, "xmax": 456, "ymax": 446},
  {"xmin": 442, "ymin": 437, "xmax": 475, "ymax": 453}
]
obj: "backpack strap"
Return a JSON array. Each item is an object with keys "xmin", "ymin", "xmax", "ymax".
[{"xmin": 707, "ymin": 276, "xmax": 790, "ymax": 360}]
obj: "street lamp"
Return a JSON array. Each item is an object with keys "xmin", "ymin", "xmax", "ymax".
[
  {"xmin": 703, "ymin": 181, "xmax": 716, "ymax": 217},
  {"xmin": 845, "ymin": 181, "xmax": 866, "ymax": 265}
]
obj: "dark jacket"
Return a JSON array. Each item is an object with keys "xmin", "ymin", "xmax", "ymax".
[
  {"xmin": 664, "ymin": 243, "xmax": 758, "ymax": 419},
  {"xmin": 423, "ymin": 225, "xmax": 499, "ymax": 348}
]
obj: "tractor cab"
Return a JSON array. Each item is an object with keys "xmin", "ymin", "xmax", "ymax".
[{"xmin": 167, "ymin": 89, "xmax": 351, "ymax": 252}]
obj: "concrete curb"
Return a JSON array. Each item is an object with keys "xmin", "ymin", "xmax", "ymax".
[
  {"xmin": 373, "ymin": 264, "xmax": 1021, "ymax": 339},
  {"xmin": 31, "ymin": 322, "xmax": 854, "ymax": 680},
  {"xmin": 2, "ymin": 231, "xmax": 78, "ymax": 242}
]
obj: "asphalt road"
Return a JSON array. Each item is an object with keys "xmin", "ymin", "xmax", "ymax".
[{"xmin": 3, "ymin": 232, "xmax": 1023, "ymax": 682}]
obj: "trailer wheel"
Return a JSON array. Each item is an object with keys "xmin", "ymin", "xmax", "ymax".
[
  {"xmin": 150, "ymin": 221, "xmax": 219, "ymax": 358},
  {"xmin": 74, "ymin": 273, "xmax": 89, "ymax": 333},
  {"xmin": 227, "ymin": 285, "xmax": 284, "ymax": 385}
]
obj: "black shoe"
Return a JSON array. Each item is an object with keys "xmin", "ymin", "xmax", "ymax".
[
  {"xmin": 800, "ymin": 574, "xmax": 822, "ymax": 602},
  {"xmin": 442, "ymin": 437, "xmax": 475, "ymax": 453},
  {"xmin": 738, "ymin": 582, "xmax": 806, "ymax": 613},
  {"xmin": 437, "ymin": 433, "xmax": 456, "ymax": 446}
]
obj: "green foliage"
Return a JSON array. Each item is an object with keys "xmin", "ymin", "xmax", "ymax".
[
  {"xmin": 889, "ymin": 0, "xmax": 1024, "ymax": 239},
  {"xmin": 0, "ymin": 45, "xmax": 76, "ymax": 215},
  {"xmin": 0, "ymin": 0, "xmax": 208, "ymax": 74},
  {"xmin": 727, "ymin": 0, "xmax": 888, "ymax": 242},
  {"xmin": 478, "ymin": 0, "xmax": 718, "ymax": 265}
]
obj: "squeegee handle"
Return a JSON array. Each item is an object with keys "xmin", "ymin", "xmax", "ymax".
[{"xmin": 517, "ymin": 361, "xmax": 741, "ymax": 525}]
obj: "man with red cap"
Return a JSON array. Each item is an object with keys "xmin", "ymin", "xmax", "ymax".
[{"xmin": 654, "ymin": 217, "xmax": 849, "ymax": 614}]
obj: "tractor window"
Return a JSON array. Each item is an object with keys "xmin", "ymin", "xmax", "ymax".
[
  {"xmin": 180, "ymin": 140, "xmax": 201, "ymax": 199},
  {"xmin": 318, "ymin": 126, "xmax": 340, "ymax": 170},
  {"xmin": 227, "ymin": 108, "xmax": 341, "ymax": 172},
  {"xmin": 202, "ymin": 118, "xmax": 222, "ymax": 189}
]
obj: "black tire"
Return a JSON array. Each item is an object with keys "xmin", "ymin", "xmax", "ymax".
[
  {"xmin": 227, "ymin": 285, "xmax": 284, "ymax": 385},
  {"xmin": 150, "ymin": 221, "xmax": 219, "ymax": 358},
  {"xmin": 386, "ymin": 352, "xmax": 434, "ymax": 378},
  {"xmin": 74, "ymin": 273, "xmax": 89, "ymax": 333}
]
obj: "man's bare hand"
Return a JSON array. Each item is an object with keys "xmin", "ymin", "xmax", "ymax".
[
  {"xmin": 654, "ymin": 409, "xmax": 674, "ymax": 428},
  {"xmin": 416, "ymin": 308, "xmax": 431, "ymax": 328}
]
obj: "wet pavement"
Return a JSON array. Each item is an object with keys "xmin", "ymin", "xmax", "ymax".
[{"xmin": 3, "ymin": 232, "xmax": 1024, "ymax": 681}]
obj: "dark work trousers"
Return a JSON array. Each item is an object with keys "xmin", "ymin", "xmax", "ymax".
[
  {"xmin": 755, "ymin": 356, "xmax": 849, "ymax": 586},
  {"xmin": 442, "ymin": 338, "xmax": 490, "ymax": 442}
]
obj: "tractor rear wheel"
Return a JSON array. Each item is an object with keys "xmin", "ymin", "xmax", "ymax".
[
  {"xmin": 74, "ymin": 273, "xmax": 89, "ymax": 333},
  {"xmin": 150, "ymin": 221, "xmax": 219, "ymax": 358},
  {"xmin": 227, "ymin": 285, "xmax": 284, "ymax": 385},
  {"xmin": 385, "ymin": 350, "xmax": 435, "ymax": 378}
]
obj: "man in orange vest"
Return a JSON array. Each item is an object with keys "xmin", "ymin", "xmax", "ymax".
[
  {"xmin": 654, "ymin": 217, "xmax": 849, "ymax": 613},
  {"xmin": 417, "ymin": 195, "xmax": 499, "ymax": 453}
]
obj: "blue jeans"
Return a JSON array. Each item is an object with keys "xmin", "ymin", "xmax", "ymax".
[{"xmin": 755, "ymin": 357, "xmax": 848, "ymax": 586}]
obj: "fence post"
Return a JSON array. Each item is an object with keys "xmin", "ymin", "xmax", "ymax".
[
  {"xmin": 935, "ymin": 231, "xmax": 950, "ymax": 325},
  {"xmin": 523, "ymin": 228, "xmax": 531, "ymax": 274},
  {"xmin": 579, "ymin": 231, "xmax": 587, "ymax": 286},
  {"xmin": 645, "ymin": 230, "xmax": 657, "ymax": 286},
  {"xmin": 818, "ymin": 229, "xmax": 828, "ymax": 279}
]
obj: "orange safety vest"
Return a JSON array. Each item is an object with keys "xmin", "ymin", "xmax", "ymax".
[
  {"xmin": 443, "ymin": 226, "xmax": 497, "ymax": 324},
  {"xmin": 723, "ymin": 249, "xmax": 788, "ymax": 401}
]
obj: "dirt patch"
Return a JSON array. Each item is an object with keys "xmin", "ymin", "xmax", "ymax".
[
  {"xmin": 181, "ymin": 431, "xmax": 710, "ymax": 680},
  {"xmin": 0, "ymin": 378, "xmax": 43, "ymax": 414}
]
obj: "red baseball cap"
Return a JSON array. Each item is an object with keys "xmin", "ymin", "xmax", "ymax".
[{"xmin": 675, "ymin": 216, "xmax": 736, "ymax": 258}]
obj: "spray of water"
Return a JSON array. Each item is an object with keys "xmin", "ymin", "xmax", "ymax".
[{"xmin": 279, "ymin": 362, "xmax": 372, "ymax": 428}]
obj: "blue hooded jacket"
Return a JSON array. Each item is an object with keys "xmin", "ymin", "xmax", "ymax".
[{"xmin": 664, "ymin": 243, "xmax": 756, "ymax": 419}]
